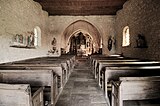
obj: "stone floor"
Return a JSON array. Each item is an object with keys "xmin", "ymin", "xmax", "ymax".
[{"xmin": 55, "ymin": 57, "xmax": 109, "ymax": 106}]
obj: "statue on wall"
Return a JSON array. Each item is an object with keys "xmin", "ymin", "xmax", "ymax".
[
  {"xmin": 26, "ymin": 31, "xmax": 35, "ymax": 47},
  {"xmin": 108, "ymin": 36, "xmax": 113, "ymax": 51},
  {"xmin": 136, "ymin": 34, "xmax": 147, "ymax": 48},
  {"xmin": 27, "ymin": 34, "xmax": 34, "ymax": 46},
  {"xmin": 48, "ymin": 37, "xmax": 57, "ymax": 54},
  {"xmin": 14, "ymin": 34, "xmax": 23, "ymax": 43},
  {"xmin": 51, "ymin": 37, "xmax": 57, "ymax": 47}
]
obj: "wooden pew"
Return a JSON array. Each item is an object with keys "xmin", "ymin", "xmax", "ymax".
[
  {"xmin": 0, "ymin": 64, "xmax": 64, "ymax": 90},
  {"xmin": 0, "ymin": 55, "xmax": 76, "ymax": 105},
  {"xmin": 90, "ymin": 55, "xmax": 123, "ymax": 70},
  {"xmin": 89, "ymin": 55, "xmax": 107, "ymax": 65},
  {"xmin": 13, "ymin": 59, "xmax": 70, "ymax": 81},
  {"xmin": 0, "ymin": 69, "xmax": 58, "ymax": 106},
  {"xmin": 103, "ymin": 66, "xmax": 160, "ymax": 103},
  {"xmin": 111, "ymin": 76, "xmax": 160, "ymax": 106},
  {"xmin": 48, "ymin": 55, "xmax": 76, "ymax": 70},
  {"xmin": 94, "ymin": 59, "xmax": 140, "ymax": 79},
  {"xmin": 89, "ymin": 54, "xmax": 124, "ymax": 67},
  {"xmin": 97, "ymin": 61, "xmax": 160, "ymax": 88},
  {"xmin": 0, "ymin": 83, "xmax": 44, "ymax": 106},
  {"xmin": 89, "ymin": 54, "xmax": 123, "ymax": 64},
  {"xmin": 13, "ymin": 55, "xmax": 76, "ymax": 78},
  {"xmin": 20, "ymin": 55, "xmax": 76, "ymax": 72},
  {"xmin": 0, "ymin": 56, "xmax": 76, "ymax": 92},
  {"xmin": 90, "ymin": 55, "xmax": 139, "ymax": 75}
]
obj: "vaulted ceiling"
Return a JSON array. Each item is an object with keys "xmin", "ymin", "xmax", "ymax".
[{"xmin": 34, "ymin": 0, "xmax": 127, "ymax": 16}]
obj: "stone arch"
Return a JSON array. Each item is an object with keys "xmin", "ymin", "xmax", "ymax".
[
  {"xmin": 68, "ymin": 29, "xmax": 94, "ymax": 44},
  {"xmin": 63, "ymin": 20, "xmax": 101, "ymax": 53}
]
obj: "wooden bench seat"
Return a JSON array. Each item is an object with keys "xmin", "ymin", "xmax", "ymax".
[
  {"xmin": 0, "ymin": 55, "xmax": 76, "ymax": 105},
  {"xmin": 90, "ymin": 56, "xmax": 139, "ymax": 75},
  {"xmin": 103, "ymin": 66, "xmax": 160, "ymax": 105},
  {"xmin": 13, "ymin": 55, "xmax": 76, "ymax": 78},
  {"xmin": 0, "ymin": 65, "xmax": 64, "ymax": 89},
  {"xmin": 0, "ymin": 55, "xmax": 76, "ymax": 91},
  {"xmin": 10, "ymin": 60, "xmax": 70, "ymax": 80},
  {"xmin": 94, "ymin": 59, "xmax": 141, "ymax": 79},
  {"xmin": 0, "ymin": 62, "xmax": 67, "ymax": 89},
  {"xmin": 97, "ymin": 61, "xmax": 160, "ymax": 88},
  {"xmin": 18, "ymin": 55, "xmax": 76, "ymax": 72},
  {"xmin": 90, "ymin": 56, "xmax": 125, "ymax": 72},
  {"xmin": 0, "ymin": 83, "xmax": 44, "ymax": 106},
  {"xmin": 0, "ymin": 69, "xmax": 58, "ymax": 106},
  {"xmin": 111, "ymin": 76, "xmax": 160, "ymax": 106}
]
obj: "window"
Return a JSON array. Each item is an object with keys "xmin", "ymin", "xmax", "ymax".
[
  {"xmin": 34, "ymin": 28, "xmax": 38, "ymax": 46},
  {"xmin": 122, "ymin": 26, "xmax": 130, "ymax": 47},
  {"xmin": 34, "ymin": 26, "xmax": 41, "ymax": 47}
]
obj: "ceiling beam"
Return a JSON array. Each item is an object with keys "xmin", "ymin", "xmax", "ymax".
[
  {"xmin": 37, "ymin": 1, "xmax": 126, "ymax": 7},
  {"xmin": 47, "ymin": 8, "xmax": 119, "ymax": 15},
  {"xmin": 43, "ymin": 6, "xmax": 122, "ymax": 11}
]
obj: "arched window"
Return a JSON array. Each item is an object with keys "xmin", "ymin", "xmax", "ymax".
[
  {"xmin": 33, "ymin": 26, "xmax": 41, "ymax": 47},
  {"xmin": 122, "ymin": 26, "xmax": 130, "ymax": 47}
]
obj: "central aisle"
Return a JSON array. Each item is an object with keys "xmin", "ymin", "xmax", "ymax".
[{"xmin": 56, "ymin": 57, "xmax": 109, "ymax": 106}]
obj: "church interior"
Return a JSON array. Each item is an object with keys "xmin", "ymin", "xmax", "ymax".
[{"xmin": 0, "ymin": 0, "xmax": 160, "ymax": 106}]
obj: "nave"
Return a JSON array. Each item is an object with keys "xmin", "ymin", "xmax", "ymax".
[
  {"xmin": 56, "ymin": 57, "xmax": 109, "ymax": 106},
  {"xmin": 0, "ymin": 0, "xmax": 160, "ymax": 106}
]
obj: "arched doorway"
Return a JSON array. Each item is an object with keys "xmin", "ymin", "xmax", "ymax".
[{"xmin": 62, "ymin": 20, "xmax": 102, "ymax": 56}]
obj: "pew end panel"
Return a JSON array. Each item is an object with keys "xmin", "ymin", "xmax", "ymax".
[
  {"xmin": 32, "ymin": 87, "xmax": 44, "ymax": 106},
  {"xmin": 0, "ymin": 83, "xmax": 44, "ymax": 106}
]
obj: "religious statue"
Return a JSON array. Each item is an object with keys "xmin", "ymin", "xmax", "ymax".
[
  {"xmin": 108, "ymin": 36, "xmax": 113, "ymax": 51},
  {"xmin": 136, "ymin": 34, "xmax": 147, "ymax": 48}
]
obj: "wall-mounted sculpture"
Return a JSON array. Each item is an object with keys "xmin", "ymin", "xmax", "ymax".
[
  {"xmin": 108, "ymin": 36, "xmax": 113, "ymax": 51},
  {"xmin": 48, "ymin": 37, "xmax": 58, "ymax": 54},
  {"xmin": 51, "ymin": 37, "xmax": 57, "ymax": 47},
  {"xmin": 14, "ymin": 34, "xmax": 23, "ymax": 44},
  {"xmin": 136, "ymin": 34, "xmax": 148, "ymax": 48},
  {"xmin": 10, "ymin": 31, "xmax": 36, "ymax": 48},
  {"xmin": 27, "ymin": 31, "xmax": 34, "ymax": 47}
]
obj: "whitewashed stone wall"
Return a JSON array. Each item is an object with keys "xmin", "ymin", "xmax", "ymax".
[
  {"xmin": 49, "ymin": 16, "xmax": 116, "ymax": 55},
  {"xmin": 115, "ymin": 0, "xmax": 160, "ymax": 60},
  {"xmin": 0, "ymin": 0, "xmax": 49, "ymax": 63}
]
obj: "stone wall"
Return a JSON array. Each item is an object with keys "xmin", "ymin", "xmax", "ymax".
[
  {"xmin": 115, "ymin": 0, "xmax": 160, "ymax": 60},
  {"xmin": 0, "ymin": 0, "xmax": 49, "ymax": 63},
  {"xmin": 49, "ymin": 16, "xmax": 116, "ymax": 55}
]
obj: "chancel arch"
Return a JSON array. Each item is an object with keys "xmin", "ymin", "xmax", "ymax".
[{"xmin": 62, "ymin": 20, "xmax": 102, "ymax": 56}]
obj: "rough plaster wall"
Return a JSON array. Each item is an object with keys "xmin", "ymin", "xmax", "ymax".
[
  {"xmin": 116, "ymin": 0, "xmax": 160, "ymax": 60},
  {"xmin": 49, "ymin": 16, "xmax": 116, "ymax": 55},
  {"xmin": 0, "ymin": 0, "xmax": 49, "ymax": 63}
]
